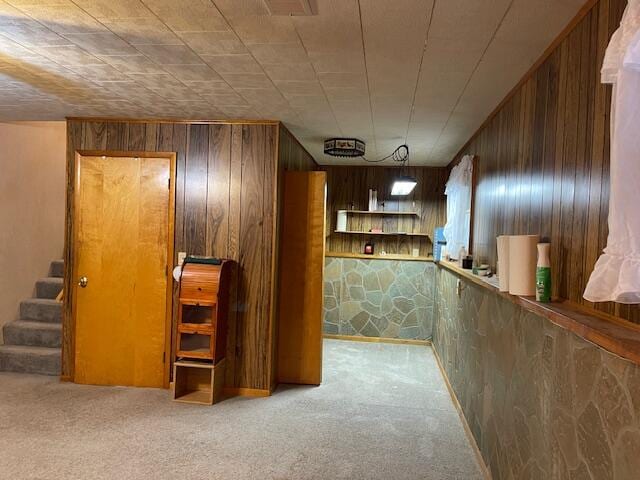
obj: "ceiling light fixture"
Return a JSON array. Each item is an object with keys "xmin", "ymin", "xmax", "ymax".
[
  {"xmin": 324, "ymin": 138, "xmax": 366, "ymax": 157},
  {"xmin": 323, "ymin": 138, "xmax": 417, "ymax": 196},
  {"xmin": 391, "ymin": 175, "xmax": 418, "ymax": 196}
]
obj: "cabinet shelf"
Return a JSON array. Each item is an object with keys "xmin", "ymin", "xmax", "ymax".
[
  {"xmin": 178, "ymin": 323, "xmax": 214, "ymax": 335},
  {"xmin": 334, "ymin": 230, "xmax": 430, "ymax": 238}
]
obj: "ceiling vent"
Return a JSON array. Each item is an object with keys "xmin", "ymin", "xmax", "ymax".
[
  {"xmin": 324, "ymin": 138, "xmax": 365, "ymax": 158},
  {"xmin": 262, "ymin": 0, "xmax": 315, "ymax": 15}
]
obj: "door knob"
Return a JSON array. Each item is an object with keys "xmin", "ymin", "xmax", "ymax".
[{"xmin": 78, "ymin": 276, "xmax": 88, "ymax": 288}]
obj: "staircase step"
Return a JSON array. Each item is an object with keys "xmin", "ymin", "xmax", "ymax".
[
  {"xmin": 3, "ymin": 321, "xmax": 61, "ymax": 348},
  {"xmin": 20, "ymin": 299, "xmax": 62, "ymax": 323},
  {"xmin": 50, "ymin": 260, "xmax": 64, "ymax": 278},
  {"xmin": 35, "ymin": 277, "xmax": 63, "ymax": 299},
  {"xmin": 0, "ymin": 345, "xmax": 60, "ymax": 376}
]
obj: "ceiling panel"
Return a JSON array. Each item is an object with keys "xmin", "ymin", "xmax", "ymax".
[
  {"xmin": 0, "ymin": 0, "xmax": 588, "ymax": 166},
  {"xmin": 62, "ymin": 32, "xmax": 137, "ymax": 55},
  {"xmin": 133, "ymin": 44, "xmax": 203, "ymax": 65},
  {"xmin": 100, "ymin": 17, "xmax": 181, "ymax": 45},
  {"xmin": 177, "ymin": 31, "xmax": 246, "ymax": 55},
  {"xmin": 13, "ymin": 4, "xmax": 105, "ymax": 35},
  {"xmin": 359, "ymin": 0, "xmax": 433, "ymax": 143},
  {"xmin": 71, "ymin": 0, "xmax": 152, "ymax": 20}
]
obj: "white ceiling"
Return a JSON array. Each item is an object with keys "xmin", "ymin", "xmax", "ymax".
[{"xmin": 0, "ymin": 0, "xmax": 586, "ymax": 165}]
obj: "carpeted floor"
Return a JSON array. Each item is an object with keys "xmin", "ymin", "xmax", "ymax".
[{"xmin": 0, "ymin": 339, "xmax": 483, "ymax": 480}]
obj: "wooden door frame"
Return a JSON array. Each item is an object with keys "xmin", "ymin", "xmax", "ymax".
[{"xmin": 70, "ymin": 150, "xmax": 176, "ymax": 388}]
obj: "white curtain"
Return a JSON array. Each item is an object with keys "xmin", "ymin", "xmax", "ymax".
[
  {"xmin": 584, "ymin": 1, "xmax": 640, "ymax": 303},
  {"xmin": 443, "ymin": 155, "xmax": 473, "ymax": 260}
]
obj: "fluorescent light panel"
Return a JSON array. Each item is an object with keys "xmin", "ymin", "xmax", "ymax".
[{"xmin": 391, "ymin": 177, "xmax": 417, "ymax": 196}]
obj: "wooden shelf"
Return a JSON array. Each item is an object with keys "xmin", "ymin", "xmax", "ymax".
[
  {"xmin": 340, "ymin": 210, "xmax": 419, "ymax": 216},
  {"xmin": 178, "ymin": 323, "xmax": 214, "ymax": 334},
  {"xmin": 326, "ymin": 252, "xmax": 434, "ymax": 262},
  {"xmin": 334, "ymin": 230, "xmax": 429, "ymax": 238},
  {"xmin": 438, "ymin": 260, "xmax": 640, "ymax": 366},
  {"xmin": 173, "ymin": 359, "xmax": 225, "ymax": 405}
]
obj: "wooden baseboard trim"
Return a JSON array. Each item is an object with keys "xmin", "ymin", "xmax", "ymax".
[
  {"xmin": 323, "ymin": 334, "xmax": 430, "ymax": 346},
  {"xmin": 222, "ymin": 387, "xmax": 271, "ymax": 398},
  {"xmin": 432, "ymin": 347, "xmax": 493, "ymax": 480}
]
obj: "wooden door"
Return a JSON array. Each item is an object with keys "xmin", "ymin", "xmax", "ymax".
[
  {"xmin": 73, "ymin": 154, "xmax": 174, "ymax": 388},
  {"xmin": 277, "ymin": 171, "xmax": 326, "ymax": 385}
]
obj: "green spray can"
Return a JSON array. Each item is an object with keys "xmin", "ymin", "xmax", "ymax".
[{"xmin": 536, "ymin": 243, "xmax": 551, "ymax": 303}]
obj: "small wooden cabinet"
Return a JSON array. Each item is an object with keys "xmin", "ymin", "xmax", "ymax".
[
  {"xmin": 176, "ymin": 261, "xmax": 231, "ymax": 363},
  {"xmin": 173, "ymin": 359, "xmax": 225, "ymax": 405}
]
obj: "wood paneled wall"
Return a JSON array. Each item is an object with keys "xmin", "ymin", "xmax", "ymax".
[
  {"xmin": 270, "ymin": 126, "xmax": 317, "ymax": 388},
  {"xmin": 63, "ymin": 119, "xmax": 315, "ymax": 391},
  {"xmin": 323, "ymin": 166, "xmax": 447, "ymax": 256},
  {"xmin": 451, "ymin": 0, "xmax": 639, "ymax": 323}
]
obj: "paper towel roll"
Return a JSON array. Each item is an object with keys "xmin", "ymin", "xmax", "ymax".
[
  {"xmin": 336, "ymin": 210, "xmax": 347, "ymax": 232},
  {"xmin": 508, "ymin": 234, "xmax": 539, "ymax": 296},
  {"xmin": 496, "ymin": 236, "xmax": 510, "ymax": 292}
]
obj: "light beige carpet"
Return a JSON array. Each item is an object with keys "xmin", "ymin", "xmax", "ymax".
[{"xmin": 0, "ymin": 340, "xmax": 483, "ymax": 480}]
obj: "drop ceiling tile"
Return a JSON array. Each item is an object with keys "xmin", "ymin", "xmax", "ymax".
[
  {"xmin": 17, "ymin": 4, "xmax": 107, "ymax": 34},
  {"xmin": 220, "ymin": 72, "xmax": 272, "ymax": 89},
  {"xmin": 181, "ymin": 80, "xmax": 235, "ymax": 95},
  {"xmin": 0, "ymin": 0, "xmax": 590, "ymax": 164},
  {"xmin": 125, "ymin": 72, "xmax": 182, "ymax": 90},
  {"xmin": 273, "ymin": 80, "xmax": 322, "ymax": 96},
  {"xmin": 249, "ymin": 42, "xmax": 309, "ymax": 64},
  {"xmin": 428, "ymin": 0, "xmax": 512, "ymax": 42},
  {"xmin": 295, "ymin": 112, "xmax": 337, "ymax": 129},
  {"xmin": 359, "ymin": 0, "xmax": 432, "ymax": 94},
  {"xmin": 198, "ymin": 92, "xmax": 248, "ymax": 106},
  {"xmin": 71, "ymin": 0, "xmax": 152, "ymax": 19},
  {"xmin": 161, "ymin": 63, "xmax": 222, "ymax": 82},
  {"xmin": 284, "ymin": 94, "xmax": 330, "ymax": 108},
  {"xmin": 32, "ymin": 45, "xmax": 104, "ymax": 66},
  {"xmin": 134, "ymin": 44, "xmax": 203, "ymax": 66},
  {"xmin": 101, "ymin": 81, "xmax": 156, "ymax": 97},
  {"xmin": 0, "ymin": 21, "xmax": 71, "ymax": 47},
  {"xmin": 495, "ymin": 0, "xmax": 585, "ymax": 45},
  {"xmin": 0, "ymin": 35, "xmax": 39, "ymax": 57},
  {"xmin": 292, "ymin": 0, "xmax": 362, "ymax": 54},
  {"xmin": 145, "ymin": 86, "xmax": 202, "ymax": 101},
  {"xmin": 67, "ymin": 63, "xmax": 125, "ymax": 81},
  {"xmin": 177, "ymin": 31, "xmax": 246, "ymax": 55},
  {"xmin": 317, "ymin": 72, "xmax": 367, "ymax": 89},
  {"xmin": 408, "ymin": 109, "xmax": 452, "ymax": 127},
  {"xmin": 236, "ymin": 87, "xmax": 287, "ymax": 106},
  {"xmin": 209, "ymin": 0, "xmax": 269, "ymax": 18},
  {"xmin": 101, "ymin": 17, "xmax": 182, "ymax": 45},
  {"xmin": 424, "ymin": 36, "xmax": 486, "ymax": 72},
  {"xmin": 220, "ymin": 15, "xmax": 298, "ymax": 44},
  {"xmin": 201, "ymin": 54, "xmax": 262, "ymax": 74},
  {"xmin": 218, "ymin": 104, "xmax": 260, "ymax": 118},
  {"xmin": 143, "ymin": 0, "xmax": 229, "ymax": 32},
  {"xmin": 412, "ymin": 70, "xmax": 469, "ymax": 111},
  {"xmin": 170, "ymin": 104, "xmax": 225, "ymax": 118},
  {"xmin": 62, "ymin": 32, "xmax": 137, "ymax": 55},
  {"xmin": 0, "ymin": 2, "xmax": 31, "ymax": 21},
  {"xmin": 267, "ymin": 111, "xmax": 301, "ymax": 125},
  {"xmin": 98, "ymin": 54, "xmax": 167, "ymax": 74},
  {"xmin": 262, "ymin": 62, "xmax": 316, "ymax": 81},
  {"xmin": 11, "ymin": 56, "xmax": 72, "ymax": 74},
  {"xmin": 307, "ymin": 52, "xmax": 366, "ymax": 74},
  {"xmin": 323, "ymin": 86, "xmax": 368, "ymax": 102},
  {"xmin": 454, "ymin": 41, "xmax": 533, "ymax": 117}
]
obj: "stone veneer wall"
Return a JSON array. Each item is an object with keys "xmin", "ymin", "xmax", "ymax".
[
  {"xmin": 323, "ymin": 257, "xmax": 435, "ymax": 340},
  {"xmin": 433, "ymin": 267, "xmax": 640, "ymax": 480}
]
